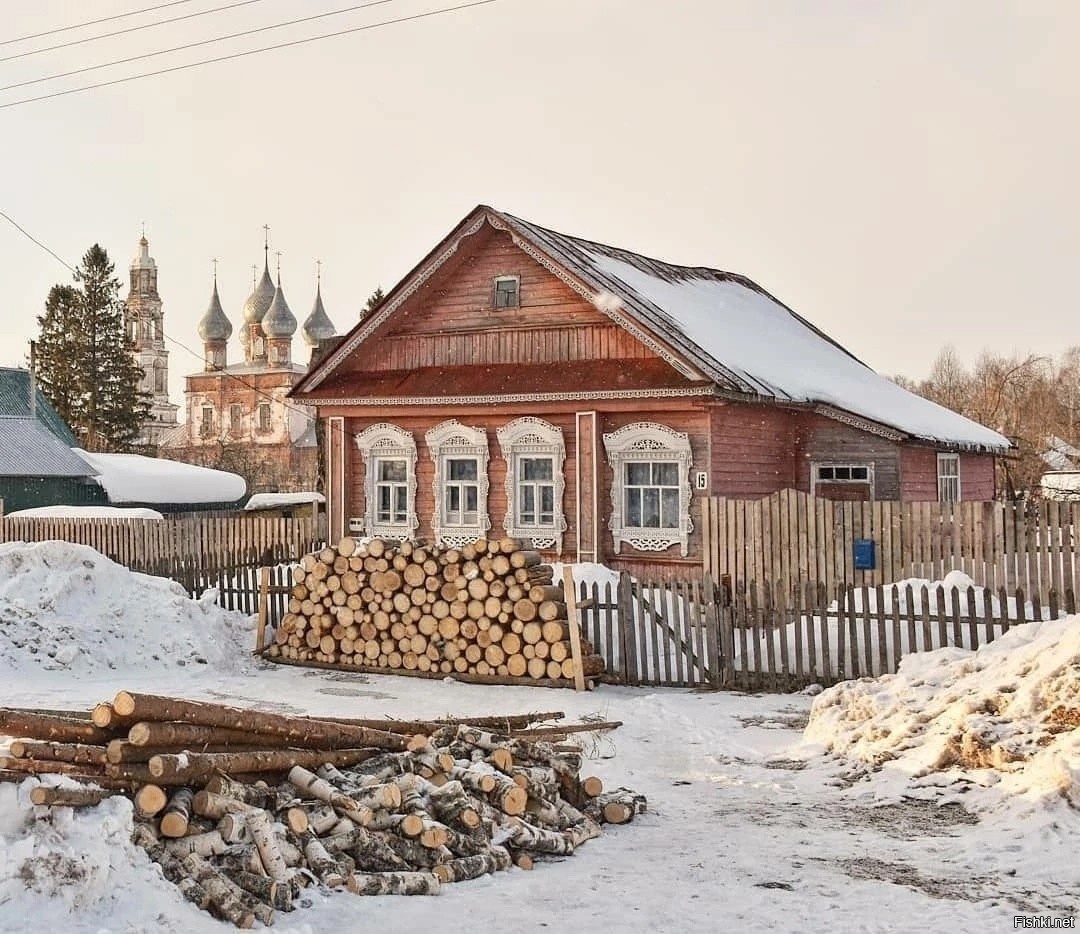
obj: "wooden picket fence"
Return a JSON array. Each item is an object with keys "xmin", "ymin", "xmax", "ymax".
[
  {"xmin": 577, "ymin": 573, "xmax": 1075, "ymax": 691},
  {"xmin": 0, "ymin": 515, "xmax": 323, "ymax": 597},
  {"xmin": 701, "ymin": 489, "xmax": 1078, "ymax": 607}
]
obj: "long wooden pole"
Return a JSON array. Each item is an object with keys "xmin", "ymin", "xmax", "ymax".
[{"xmin": 562, "ymin": 568, "xmax": 586, "ymax": 692}]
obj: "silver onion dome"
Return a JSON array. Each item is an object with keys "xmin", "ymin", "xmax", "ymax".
[
  {"xmin": 242, "ymin": 259, "xmax": 276, "ymax": 324},
  {"xmin": 197, "ymin": 278, "xmax": 232, "ymax": 342},
  {"xmin": 262, "ymin": 277, "xmax": 297, "ymax": 338},
  {"xmin": 301, "ymin": 281, "xmax": 336, "ymax": 347}
]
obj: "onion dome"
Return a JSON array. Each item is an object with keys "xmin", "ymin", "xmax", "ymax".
[
  {"xmin": 262, "ymin": 275, "xmax": 297, "ymax": 338},
  {"xmin": 197, "ymin": 277, "xmax": 232, "ymax": 342},
  {"xmin": 243, "ymin": 256, "xmax": 276, "ymax": 324},
  {"xmin": 301, "ymin": 279, "xmax": 336, "ymax": 347}
]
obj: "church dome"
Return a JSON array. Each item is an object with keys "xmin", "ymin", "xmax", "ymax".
[
  {"xmin": 131, "ymin": 235, "xmax": 156, "ymax": 270},
  {"xmin": 301, "ymin": 281, "xmax": 337, "ymax": 347},
  {"xmin": 198, "ymin": 278, "xmax": 232, "ymax": 342},
  {"xmin": 242, "ymin": 258, "xmax": 276, "ymax": 324},
  {"xmin": 262, "ymin": 278, "xmax": 297, "ymax": 339}
]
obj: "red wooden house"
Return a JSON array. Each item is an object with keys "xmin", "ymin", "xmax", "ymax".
[{"xmin": 292, "ymin": 206, "xmax": 1009, "ymax": 577}]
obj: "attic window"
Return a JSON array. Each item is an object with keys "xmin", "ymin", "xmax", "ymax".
[{"xmin": 494, "ymin": 276, "xmax": 519, "ymax": 309}]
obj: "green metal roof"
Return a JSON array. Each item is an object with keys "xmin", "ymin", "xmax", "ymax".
[{"xmin": 0, "ymin": 367, "xmax": 79, "ymax": 446}]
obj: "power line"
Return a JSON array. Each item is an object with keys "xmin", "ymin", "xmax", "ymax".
[
  {"xmin": 1, "ymin": 207, "xmax": 328, "ymax": 425},
  {"xmin": 0, "ymin": 0, "xmax": 269, "ymax": 64},
  {"xmin": 0, "ymin": 0, "xmax": 400, "ymax": 93},
  {"xmin": 1, "ymin": 0, "xmax": 199, "ymax": 48},
  {"xmin": 0, "ymin": 0, "xmax": 501, "ymax": 110}
]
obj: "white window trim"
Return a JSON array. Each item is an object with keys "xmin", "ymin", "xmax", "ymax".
[
  {"xmin": 497, "ymin": 416, "xmax": 567, "ymax": 552},
  {"xmin": 355, "ymin": 423, "xmax": 418, "ymax": 539},
  {"xmin": 603, "ymin": 422, "xmax": 693, "ymax": 556},
  {"xmin": 810, "ymin": 462, "xmax": 875, "ymax": 498},
  {"xmin": 426, "ymin": 420, "xmax": 490, "ymax": 547},
  {"xmin": 937, "ymin": 452, "xmax": 961, "ymax": 503}
]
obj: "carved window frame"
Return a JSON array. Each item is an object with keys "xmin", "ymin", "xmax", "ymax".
[
  {"xmin": 426, "ymin": 419, "xmax": 490, "ymax": 548},
  {"xmin": 497, "ymin": 416, "xmax": 567, "ymax": 552},
  {"xmin": 603, "ymin": 421, "xmax": 694, "ymax": 556},
  {"xmin": 355, "ymin": 423, "xmax": 418, "ymax": 539}
]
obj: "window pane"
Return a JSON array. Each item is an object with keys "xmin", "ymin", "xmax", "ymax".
[
  {"xmin": 643, "ymin": 488, "xmax": 661, "ymax": 527},
  {"xmin": 540, "ymin": 485, "xmax": 554, "ymax": 513},
  {"xmin": 447, "ymin": 487, "xmax": 460, "ymax": 513},
  {"xmin": 522, "ymin": 457, "xmax": 552, "ymax": 481},
  {"xmin": 379, "ymin": 459, "xmax": 406, "ymax": 482},
  {"xmin": 661, "ymin": 489, "xmax": 679, "ymax": 528},
  {"xmin": 626, "ymin": 463, "xmax": 651, "ymax": 485},
  {"xmin": 626, "ymin": 489, "xmax": 642, "ymax": 526},
  {"xmin": 852, "ymin": 467, "xmax": 869, "ymax": 480},
  {"xmin": 521, "ymin": 486, "xmax": 535, "ymax": 514},
  {"xmin": 653, "ymin": 462, "xmax": 678, "ymax": 486},
  {"xmin": 818, "ymin": 466, "xmax": 834, "ymax": 480},
  {"xmin": 394, "ymin": 487, "xmax": 407, "ymax": 518},
  {"xmin": 449, "ymin": 458, "xmax": 477, "ymax": 481},
  {"xmin": 466, "ymin": 487, "xmax": 478, "ymax": 512}
]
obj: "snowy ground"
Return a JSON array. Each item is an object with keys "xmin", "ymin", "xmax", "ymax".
[{"xmin": 1, "ymin": 544, "xmax": 1077, "ymax": 933}]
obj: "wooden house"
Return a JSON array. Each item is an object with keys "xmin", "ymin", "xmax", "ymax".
[{"xmin": 292, "ymin": 206, "xmax": 1009, "ymax": 577}]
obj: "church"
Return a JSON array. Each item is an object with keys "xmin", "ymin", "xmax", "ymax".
[{"xmin": 126, "ymin": 234, "xmax": 337, "ymax": 493}]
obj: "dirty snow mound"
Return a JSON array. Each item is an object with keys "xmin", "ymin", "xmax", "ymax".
[
  {"xmin": 0, "ymin": 540, "xmax": 252, "ymax": 675},
  {"xmin": 805, "ymin": 615, "xmax": 1080, "ymax": 805}
]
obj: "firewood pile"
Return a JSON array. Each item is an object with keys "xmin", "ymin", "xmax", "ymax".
[
  {"xmin": 0, "ymin": 692, "xmax": 645, "ymax": 928},
  {"xmin": 266, "ymin": 536, "xmax": 605, "ymax": 686}
]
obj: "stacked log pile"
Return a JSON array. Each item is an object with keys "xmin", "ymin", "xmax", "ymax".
[
  {"xmin": 267, "ymin": 537, "xmax": 605, "ymax": 685},
  {"xmin": 0, "ymin": 692, "xmax": 644, "ymax": 928}
]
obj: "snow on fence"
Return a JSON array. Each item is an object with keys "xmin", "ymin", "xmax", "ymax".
[
  {"xmin": 0, "ymin": 514, "xmax": 323, "ymax": 596},
  {"xmin": 702, "ymin": 490, "xmax": 1079, "ymax": 608},
  {"xmin": 576, "ymin": 573, "xmax": 1077, "ymax": 692}
]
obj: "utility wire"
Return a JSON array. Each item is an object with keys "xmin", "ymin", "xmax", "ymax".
[
  {"xmin": 1, "ymin": 0, "xmax": 199, "ymax": 48},
  {"xmin": 0, "ymin": 0, "xmax": 268, "ymax": 64},
  {"xmin": 1, "ymin": 208, "xmax": 331, "ymax": 424},
  {"xmin": 0, "ymin": 0, "xmax": 399, "ymax": 92},
  {"xmin": 0, "ymin": 0, "xmax": 500, "ymax": 110}
]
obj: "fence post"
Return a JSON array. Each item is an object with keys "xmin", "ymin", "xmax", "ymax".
[
  {"xmin": 703, "ymin": 573, "xmax": 722, "ymax": 690},
  {"xmin": 617, "ymin": 572, "xmax": 637, "ymax": 685},
  {"xmin": 254, "ymin": 566, "xmax": 270, "ymax": 652}
]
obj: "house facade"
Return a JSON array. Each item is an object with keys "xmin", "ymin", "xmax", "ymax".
[{"xmin": 292, "ymin": 206, "xmax": 1009, "ymax": 577}]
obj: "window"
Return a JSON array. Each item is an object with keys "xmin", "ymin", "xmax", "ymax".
[
  {"xmin": 229, "ymin": 404, "xmax": 243, "ymax": 434},
  {"xmin": 154, "ymin": 361, "xmax": 166, "ymax": 393},
  {"xmin": 938, "ymin": 453, "xmax": 960, "ymax": 503},
  {"xmin": 494, "ymin": 275, "xmax": 519, "ymax": 309},
  {"xmin": 426, "ymin": 420, "xmax": 490, "ymax": 547},
  {"xmin": 625, "ymin": 461, "xmax": 680, "ymax": 529},
  {"xmin": 356, "ymin": 423, "xmax": 418, "ymax": 537},
  {"xmin": 445, "ymin": 457, "xmax": 480, "ymax": 526},
  {"xmin": 258, "ymin": 403, "xmax": 272, "ymax": 432},
  {"xmin": 816, "ymin": 465, "xmax": 869, "ymax": 482},
  {"xmin": 603, "ymin": 422, "xmax": 693, "ymax": 555},
  {"xmin": 497, "ymin": 417, "xmax": 567, "ymax": 551},
  {"xmin": 200, "ymin": 405, "xmax": 214, "ymax": 438},
  {"xmin": 375, "ymin": 458, "xmax": 409, "ymax": 524}
]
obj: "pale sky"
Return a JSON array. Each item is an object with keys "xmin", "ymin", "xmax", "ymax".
[{"xmin": 2, "ymin": 0, "xmax": 1077, "ymax": 412}]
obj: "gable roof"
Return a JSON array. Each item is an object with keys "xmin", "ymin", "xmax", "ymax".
[
  {"xmin": 297, "ymin": 206, "xmax": 1010, "ymax": 453},
  {"xmin": 0, "ymin": 417, "xmax": 95, "ymax": 479},
  {"xmin": 0, "ymin": 367, "xmax": 79, "ymax": 446}
]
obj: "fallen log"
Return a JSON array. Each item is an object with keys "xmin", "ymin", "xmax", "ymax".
[
  {"xmin": 28, "ymin": 785, "xmax": 116, "ymax": 807},
  {"xmin": 147, "ymin": 747, "xmax": 379, "ymax": 784},
  {"xmin": 8, "ymin": 740, "xmax": 108, "ymax": 767},
  {"xmin": 0, "ymin": 709, "xmax": 113, "ymax": 746},
  {"xmin": 112, "ymin": 692, "xmax": 412, "ymax": 752}
]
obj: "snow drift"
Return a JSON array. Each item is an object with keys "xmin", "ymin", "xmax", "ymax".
[
  {"xmin": 805, "ymin": 613, "xmax": 1080, "ymax": 804},
  {"xmin": 0, "ymin": 541, "xmax": 253, "ymax": 675}
]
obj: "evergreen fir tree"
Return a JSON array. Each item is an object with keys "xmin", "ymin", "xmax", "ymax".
[
  {"xmin": 34, "ymin": 245, "xmax": 150, "ymax": 452},
  {"xmin": 364, "ymin": 287, "xmax": 385, "ymax": 314}
]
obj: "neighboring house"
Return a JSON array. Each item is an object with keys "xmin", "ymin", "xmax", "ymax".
[
  {"xmin": 0, "ymin": 367, "xmax": 104, "ymax": 513},
  {"xmin": 159, "ymin": 240, "xmax": 337, "ymax": 493},
  {"xmin": 1041, "ymin": 435, "xmax": 1079, "ymax": 472},
  {"xmin": 291, "ymin": 205, "xmax": 1010, "ymax": 577}
]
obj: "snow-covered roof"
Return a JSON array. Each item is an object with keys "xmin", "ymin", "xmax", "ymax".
[
  {"xmin": 299, "ymin": 208, "xmax": 1010, "ymax": 452},
  {"xmin": 503, "ymin": 212, "xmax": 1009, "ymax": 452},
  {"xmin": 4, "ymin": 505, "xmax": 164, "ymax": 520},
  {"xmin": 0, "ymin": 418, "xmax": 94, "ymax": 478},
  {"xmin": 72, "ymin": 449, "xmax": 245, "ymax": 504},
  {"xmin": 1040, "ymin": 471, "xmax": 1080, "ymax": 499},
  {"xmin": 244, "ymin": 491, "xmax": 324, "ymax": 510}
]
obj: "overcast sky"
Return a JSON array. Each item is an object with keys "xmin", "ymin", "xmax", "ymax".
[{"xmin": 2, "ymin": 0, "xmax": 1077, "ymax": 411}]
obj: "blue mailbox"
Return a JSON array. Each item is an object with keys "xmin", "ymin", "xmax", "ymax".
[{"xmin": 853, "ymin": 538, "xmax": 876, "ymax": 570}]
